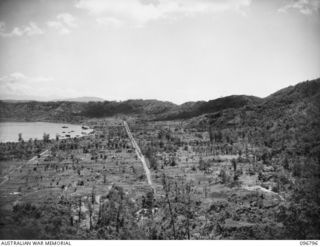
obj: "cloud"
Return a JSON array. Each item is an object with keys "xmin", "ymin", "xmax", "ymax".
[
  {"xmin": 0, "ymin": 73, "xmax": 79, "ymax": 100},
  {"xmin": 76, "ymin": 0, "xmax": 252, "ymax": 27},
  {"xmin": 0, "ymin": 22, "xmax": 44, "ymax": 37},
  {"xmin": 0, "ymin": 73, "xmax": 53, "ymax": 99},
  {"xmin": 96, "ymin": 17, "xmax": 125, "ymax": 28},
  {"xmin": 47, "ymin": 13, "xmax": 77, "ymax": 35},
  {"xmin": 57, "ymin": 13, "xmax": 78, "ymax": 28},
  {"xmin": 278, "ymin": 0, "xmax": 320, "ymax": 15},
  {"xmin": 47, "ymin": 21, "xmax": 70, "ymax": 34},
  {"xmin": 0, "ymin": 73, "xmax": 54, "ymax": 88}
]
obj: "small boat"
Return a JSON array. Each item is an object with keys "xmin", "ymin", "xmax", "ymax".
[
  {"xmin": 62, "ymin": 126, "xmax": 68, "ymax": 128},
  {"xmin": 10, "ymin": 192, "xmax": 21, "ymax": 195}
]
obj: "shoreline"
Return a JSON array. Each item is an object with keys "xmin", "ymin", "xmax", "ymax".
[{"xmin": 0, "ymin": 121, "xmax": 94, "ymax": 143}]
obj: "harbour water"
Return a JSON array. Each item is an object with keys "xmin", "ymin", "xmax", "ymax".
[{"xmin": 0, "ymin": 122, "xmax": 93, "ymax": 143}]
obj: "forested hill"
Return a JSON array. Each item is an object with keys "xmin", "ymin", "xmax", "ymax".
[
  {"xmin": 0, "ymin": 101, "xmax": 86, "ymax": 123},
  {"xmin": 195, "ymin": 78, "xmax": 320, "ymax": 239},
  {"xmin": 0, "ymin": 95, "xmax": 260, "ymax": 122},
  {"xmin": 159, "ymin": 95, "xmax": 262, "ymax": 120},
  {"xmin": 202, "ymin": 78, "xmax": 320, "ymax": 159},
  {"xmin": 0, "ymin": 78, "xmax": 319, "ymax": 123},
  {"xmin": 0, "ymin": 99, "xmax": 177, "ymax": 122}
]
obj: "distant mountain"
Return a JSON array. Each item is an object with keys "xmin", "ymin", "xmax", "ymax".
[{"xmin": 55, "ymin": 96, "xmax": 105, "ymax": 102}]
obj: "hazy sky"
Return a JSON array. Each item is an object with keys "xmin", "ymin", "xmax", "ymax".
[{"xmin": 0, "ymin": 0, "xmax": 319, "ymax": 104}]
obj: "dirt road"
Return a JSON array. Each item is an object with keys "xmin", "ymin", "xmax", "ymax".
[{"xmin": 123, "ymin": 121, "xmax": 153, "ymax": 189}]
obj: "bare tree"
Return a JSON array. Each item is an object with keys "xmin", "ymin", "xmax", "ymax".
[{"xmin": 162, "ymin": 174, "xmax": 176, "ymax": 239}]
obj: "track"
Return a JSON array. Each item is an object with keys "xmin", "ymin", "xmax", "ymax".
[
  {"xmin": 123, "ymin": 121, "xmax": 154, "ymax": 189},
  {"xmin": 0, "ymin": 149, "xmax": 49, "ymax": 186},
  {"xmin": 243, "ymin": 185, "xmax": 284, "ymax": 200}
]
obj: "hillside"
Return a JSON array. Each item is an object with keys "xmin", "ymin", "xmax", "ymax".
[
  {"xmin": 160, "ymin": 95, "xmax": 262, "ymax": 120},
  {"xmin": 0, "ymin": 79, "xmax": 319, "ymax": 125},
  {"xmin": 0, "ymin": 95, "xmax": 261, "ymax": 122},
  {"xmin": 0, "ymin": 101, "xmax": 86, "ymax": 123},
  {"xmin": 204, "ymin": 78, "xmax": 320, "ymax": 157},
  {"xmin": 187, "ymin": 78, "xmax": 320, "ymax": 239}
]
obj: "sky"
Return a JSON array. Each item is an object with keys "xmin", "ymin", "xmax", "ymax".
[{"xmin": 0, "ymin": 0, "xmax": 319, "ymax": 104}]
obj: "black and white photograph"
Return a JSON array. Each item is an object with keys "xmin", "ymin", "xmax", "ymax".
[{"xmin": 0, "ymin": 0, "xmax": 319, "ymax": 243}]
